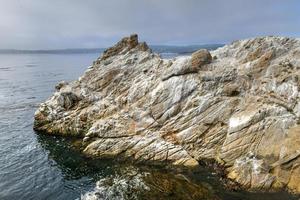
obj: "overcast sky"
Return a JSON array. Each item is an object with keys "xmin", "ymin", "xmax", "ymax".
[{"xmin": 0, "ymin": 0, "xmax": 299, "ymax": 49}]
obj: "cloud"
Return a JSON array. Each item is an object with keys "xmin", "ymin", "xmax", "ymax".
[{"xmin": 0, "ymin": 0, "xmax": 299, "ymax": 49}]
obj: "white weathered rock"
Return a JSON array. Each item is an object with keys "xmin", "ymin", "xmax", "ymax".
[{"xmin": 34, "ymin": 35, "xmax": 300, "ymax": 193}]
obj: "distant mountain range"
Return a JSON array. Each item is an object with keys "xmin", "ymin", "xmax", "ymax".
[{"xmin": 0, "ymin": 44, "xmax": 224, "ymax": 55}]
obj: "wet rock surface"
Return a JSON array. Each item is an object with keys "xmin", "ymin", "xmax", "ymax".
[{"xmin": 34, "ymin": 35, "xmax": 300, "ymax": 193}]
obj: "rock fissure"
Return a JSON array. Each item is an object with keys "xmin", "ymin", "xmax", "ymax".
[{"xmin": 161, "ymin": 71, "xmax": 198, "ymax": 81}]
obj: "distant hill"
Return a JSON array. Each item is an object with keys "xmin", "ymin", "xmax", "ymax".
[
  {"xmin": 0, "ymin": 44, "xmax": 224, "ymax": 55},
  {"xmin": 150, "ymin": 44, "xmax": 224, "ymax": 54}
]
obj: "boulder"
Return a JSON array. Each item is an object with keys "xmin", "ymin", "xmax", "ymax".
[{"xmin": 191, "ymin": 49, "xmax": 212, "ymax": 69}]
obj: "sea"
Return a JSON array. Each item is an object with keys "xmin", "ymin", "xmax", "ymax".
[{"xmin": 0, "ymin": 47, "xmax": 298, "ymax": 200}]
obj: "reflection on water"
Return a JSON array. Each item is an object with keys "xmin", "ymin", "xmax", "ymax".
[
  {"xmin": 0, "ymin": 53, "xmax": 299, "ymax": 200},
  {"xmin": 37, "ymin": 134, "xmax": 217, "ymax": 200},
  {"xmin": 37, "ymin": 134, "xmax": 299, "ymax": 200}
]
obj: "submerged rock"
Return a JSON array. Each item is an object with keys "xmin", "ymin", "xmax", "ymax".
[{"xmin": 34, "ymin": 34, "xmax": 300, "ymax": 193}]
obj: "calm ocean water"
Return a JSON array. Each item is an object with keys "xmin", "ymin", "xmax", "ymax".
[{"xmin": 0, "ymin": 52, "xmax": 298, "ymax": 200}]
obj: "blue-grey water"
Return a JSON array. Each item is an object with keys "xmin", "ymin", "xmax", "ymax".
[{"xmin": 0, "ymin": 52, "xmax": 298, "ymax": 200}]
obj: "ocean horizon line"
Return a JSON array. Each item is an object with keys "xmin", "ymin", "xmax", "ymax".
[{"xmin": 0, "ymin": 44, "xmax": 224, "ymax": 54}]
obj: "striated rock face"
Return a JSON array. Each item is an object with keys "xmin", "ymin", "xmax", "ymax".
[{"xmin": 34, "ymin": 34, "xmax": 300, "ymax": 193}]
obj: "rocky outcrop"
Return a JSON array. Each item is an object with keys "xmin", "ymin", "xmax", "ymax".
[{"xmin": 34, "ymin": 34, "xmax": 300, "ymax": 193}]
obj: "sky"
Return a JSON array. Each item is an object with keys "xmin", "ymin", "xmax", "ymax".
[{"xmin": 0, "ymin": 0, "xmax": 299, "ymax": 49}]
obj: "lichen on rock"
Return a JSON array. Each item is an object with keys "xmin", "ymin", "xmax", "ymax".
[{"xmin": 34, "ymin": 35, "xmax": 300, "ymax": 193}]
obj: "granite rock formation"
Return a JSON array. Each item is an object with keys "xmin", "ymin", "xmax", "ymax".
[{"xmin": 34, "ymin": 34, "xmax": 300, "ymax": 193}]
